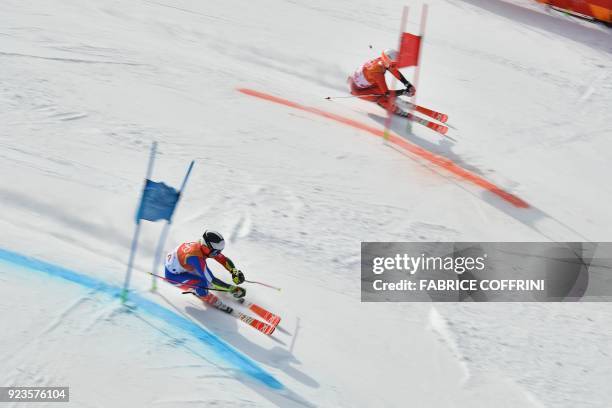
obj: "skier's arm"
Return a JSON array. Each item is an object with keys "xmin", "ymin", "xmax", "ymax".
[
  {"xmin": 188, "ymin": 266, "xmax": 233, "ymax": 291},
  {"xmin": 375, "ymin": 70, "xmax": 412, "ymax": 97},
  {"xmin": 214, "ymin": 253, "xmax": 245, "ymax": 284},
  {"xmin": 389, "ymin": 68, "xmax": 411, "ymax": 86},
  {"xmin": 214, "ymin": 253, "xmax": 235, "ymax": 272},
  {"xmin": 208, "ymin": 269, "xmax": 245, "ymax": 298},
  {"xmin": 210, "ymin": 276, "xmax": 232, "ymax": 290},
  {"xmin": 389, "ymin": 67, "xmax": 416, "ymax": 96}
]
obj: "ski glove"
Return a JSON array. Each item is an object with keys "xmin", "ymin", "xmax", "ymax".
[
  {"xmin": 230, "ymin": 285, "xmax": 246, "ymax": 299},
  {"xmin": 231, "ymin": 268, "xmax": 245, "ymax": 284}
]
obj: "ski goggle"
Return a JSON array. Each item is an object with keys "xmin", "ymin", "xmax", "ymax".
[
  {"xmin": 200, "ymin": 239, "xmax": 223, "ymax": 257},
  {"xmin": 206, "ymin": 242, "xmax": 224, "ymax": 257}
]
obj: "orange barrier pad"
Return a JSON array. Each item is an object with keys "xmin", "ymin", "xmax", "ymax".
[{"xmin": 537, "ymin": 0, "xmax": 612, "ymax": 23}]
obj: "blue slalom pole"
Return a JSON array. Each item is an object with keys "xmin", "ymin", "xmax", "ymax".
[{"xmin": 121, "ymin": 142, "xmax": 157, "ymax": 303}]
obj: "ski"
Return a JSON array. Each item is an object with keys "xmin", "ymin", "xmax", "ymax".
[
  {"xmin": 232, "ymin": 310, "xmax": 276, "ymax": 335},
  {"xmin": 234, "ymin": 298, "xmax": 281, "ymax": 327},
  {"xmin": 200, "ymin": 293, "xmax": 276, "ymax": 335},
  {"xmin": 395, "ymin": 109, "xmax": 449, "ymax": 136},
  {"xmin": 397, "ymin": 99, "xmax": 448, "ymax": 123}
]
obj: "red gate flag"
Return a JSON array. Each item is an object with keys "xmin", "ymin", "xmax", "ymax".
[{"xmin": 397, "ymin": 32, "xmax": 422, "ymax": 68}]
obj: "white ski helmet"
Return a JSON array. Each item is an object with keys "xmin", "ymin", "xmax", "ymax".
[
  {"xmin": 381, "ymin": 48, "xmax": 398, "ymax": 68},
  {"xmin": 201, "ymin": 230, "xmax": 225, "ymax": 255}
]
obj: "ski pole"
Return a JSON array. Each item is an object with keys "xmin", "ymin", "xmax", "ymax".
[
  {"xmin": 325, "ymin": 94, "xmax": 383, "ymax": 100},
  {"xmin": 245, "ymin": 280, "xmax": 282, "ymax": 291}
]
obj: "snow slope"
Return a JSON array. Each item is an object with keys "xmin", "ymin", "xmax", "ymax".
[{"xmin": 1, "ymin": 0, "xmax": 611, "ymax": 407}]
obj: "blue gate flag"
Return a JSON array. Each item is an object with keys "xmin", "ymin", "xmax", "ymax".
[{"xmin": 136, "ymin": 179, "xmax": 180, "ymax": 222}]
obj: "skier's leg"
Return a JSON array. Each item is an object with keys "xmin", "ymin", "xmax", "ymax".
[
  {"xmin": 348, "ymin": 77, "xmax": 380, "ymax": 102},
  {"xmin": 165, "ymin": 268, "xmax": 209, "ymax": 296},
  {"xmin": 164, "ymin": 268, "xmax": 200, "ymax": 291},
  {"xmin": 165, "ymin": 268, "xmax": 233, "ymax": 311},
  {"xmin": 349, "ymin": 78, "xmax": 398, "ymax": 111},
  {"xmin": 192, "ymin": 267, "xmax": 240, "ymax": 309},
  {"xmin": 376, "ymin": 95, "xmax": 401, "ymax": 114}
]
